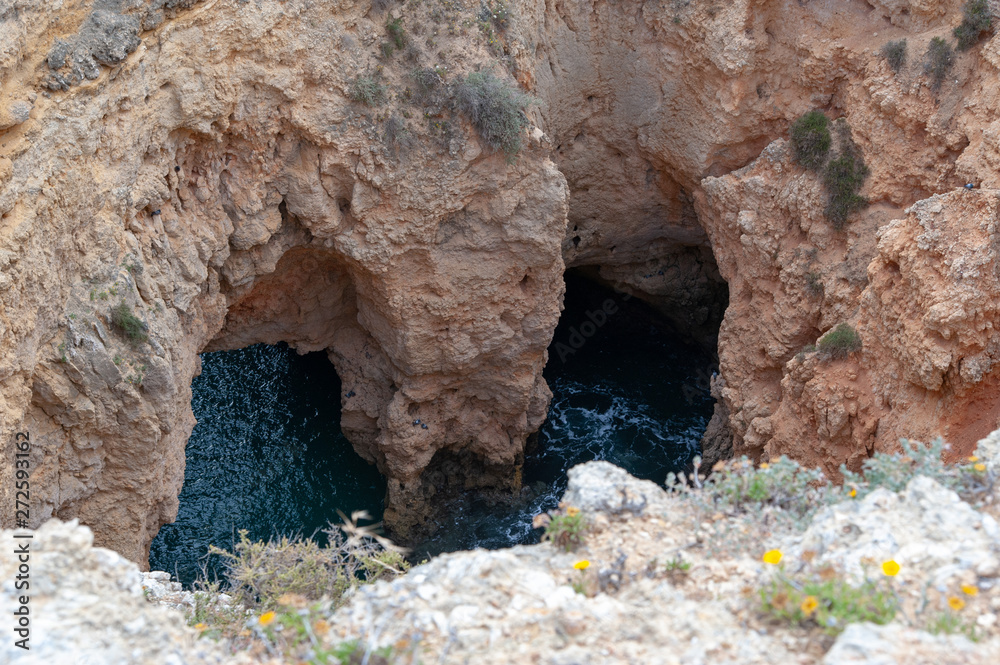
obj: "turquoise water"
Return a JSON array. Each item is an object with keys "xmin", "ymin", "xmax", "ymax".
[{"xmin": 149, "ymin": 274, "xmax": 716, "ymax": 583}]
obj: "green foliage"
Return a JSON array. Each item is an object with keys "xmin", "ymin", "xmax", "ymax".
[
  {"xmin": 927, "ymin": 610, "xmax": 980, "ymax": 641},
  {"xmin": 663, "ymin": 554, "xmax": 691, "ymax": 573},
  {"xmin": 881, "ymin": 39, "xmax": 907, "ymax": 72},
  {"xmin": 790, "ymin": 110, "xmax": 831, "ymax": 171},
  {"xmin": 541, "ymin": 509, "xmax": 588, "ymax": 552},
  {"xmin": 822, "ymin": 120, "xmax": 869, "ymax": 229},
  {"xmin": 817, "ymin": 323, "xmax": 862, "ymax": 359},
  {"xmin": 760, "ymin": 570, "xmax": 898, "ymax": 635},
  {"xmin": 110, "ymin": 301, "xmax": 148, "ymax": 343},
  {"xmin": 348, "ymin": 76, "xmax": 387, "ymax": 106},
  {"xmin": 58, "ymin": 342, "xmax": 68, "ymax": 363},
  {"xmin": 209, "ymin": 518, "xmax": 409, "ymax": 611},
  {"xmin": 840, "ymin": 436, "xmax": 995, "ymax": 505},
  {"xmin": 925, "ymin": 37, "xmax": 955, "ymax": 90},
  {"xmin": 824, "ymin": 153, "xmax": 869, "ymax": 229},
  {"xmin": 954, "ymin": 0, "xmax": 992, "ymax": 50},
  {"xmin": 478, "ymin": 0, "xmax": 511, "ymax": 31},
  {"xmin": 386, "ymin": 17, "xmax": 406, "ymax": 49},
  {"xmin": 682, "ymin": 456, "xmax": 828, "ymax": 519},
  {"xmin": 453, "ymin": 70, "xmax": 534, "ymax": 159}
]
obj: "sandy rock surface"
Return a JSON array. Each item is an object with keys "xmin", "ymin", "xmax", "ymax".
[{"xmin": 0, "ymin": 519, "xmax": 242, "ymax": 665}]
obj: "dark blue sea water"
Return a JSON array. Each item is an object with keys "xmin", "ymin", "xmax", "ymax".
[{"xmin": 149, "ymin": 274, "xmax": 715, "ymax": 584}]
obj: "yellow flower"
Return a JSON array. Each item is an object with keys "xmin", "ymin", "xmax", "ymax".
[
  {"xmin": 849, "ymin": 487, "xmax": 857, "ymax": 498},
  {"xmin": 565, "ymin": 506, "xmax": 581, "ymax": 517},
  {"xmin": 258, "ymin": 611, "xmax": 276, "ymax": 627},
  {"xmin": 573, "ymin": 560, "xmax": 590, "ymax": 570},
  {"xmin": 194, "ymin": 623, "xmax": 207, "ymax": 631},
  {"xmin": 974, "ymin": 463, "xmax": 987, "ymax": 472},
  {"xmin": 967, "ymin": 455, "xmax": 979, "ymax": 463},
  {"xmin": 759, "ymin": 462, "xmax": 769, "ymax": 470},
  {"xmin": 948, "ymin": 596, "xmax": 966, "ymax": 611},
  {"xmin": 882, "ymin": 560, "xmax": 900, "ymax": 577},
  {"xmin": 312, "ymin": 619, "xmax": 330, "ymax": 636},
  {"xmin": 961, "ymin": 584, "xmax": 979, "ymax": 596},
  {"xmin": 762, "ymin": 549, "xmax": 783, "ymax": 565},
  {"xmin": 800, "ymin": 596, "xmax": 819, "ymax": 616}
]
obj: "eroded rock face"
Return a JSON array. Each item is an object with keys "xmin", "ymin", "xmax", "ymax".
[
  {"xmin": 5, "ymin": 0, "xmax": 1000, "ymax": 569},
  {"xmin": 0, "ymin": 0, "xmax": 568, "ymax": 563},
  {"xmin": 0, "ymin": 519, "xmax": 236, "ymax": 664},
  {"xmin": 517, "ymin": 0, "xmax": 1000, "ymax": 475}
]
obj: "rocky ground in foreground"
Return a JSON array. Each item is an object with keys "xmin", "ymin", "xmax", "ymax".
[{"xmin": 4, "ymin": 429, "xmax": 1000, "ymax": 664}]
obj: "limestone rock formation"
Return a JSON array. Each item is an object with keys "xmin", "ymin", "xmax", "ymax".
[
  {"xmin": 0, "ymin": 0, "xmax": 567, "ymax": 564},
  {"xmin": 5, "ymin": 0, "xmax": 1000, "ymax": 575},
  {"xmin": 0, "ymin": 519, "xmax": 239, "ymax": 665},
  {"xmin": 11, "ymin": 431, "xmax": 1000, "ymax": 663}
]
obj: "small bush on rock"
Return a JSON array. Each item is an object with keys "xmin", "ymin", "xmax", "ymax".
[
  {"xmin": 110, "ymin": 301, "xmax": 148, "ymax": 343},
  {"xmin": 954, "ymin": 0, "xmax": 992, "ymax": 51},
  {"xmin": 453, "ymin": 71, "xmax": 534, "ymax": 159},
  {"xmin": 348, "ymin": 75, "xmax": 387, "ymax": 106},
  {"xmin": 682, "ymin": 456, "xmax": 828, "ymax": 520},
  {"xmin": 881, "ymin": 39, "xmax": 907, "ymax": 72},
  {"xmin": 790, "ymin": 110, "xmax": 831, "ymax": 171},
  {"xmin": 760, "ymin": 567, "xmax": 898, "ymax": 635},
  {"xmin": 817, "ymin": 323, "xmax": 862, "ymax": 359},
  {"xmin": 925, "ymin": 37, "xmax": 955, "ymax": 90},
  {"xmin": 824, "ymin": 152, "xmax": 869, "ymax": 229},
  {"xmin": 209, "ymin": 512, "xmax": 408, "ymax": 610},
  {"xmin": 386, "ymin": 17, "xmax": 406, "ymax": 49},
  {"xmin": 841, "ymin": 437, "xmax": 996, "ymax": 504},
  {"xmin": 538, "ymin": 507, "xmax": 588, "ymax": 551}
]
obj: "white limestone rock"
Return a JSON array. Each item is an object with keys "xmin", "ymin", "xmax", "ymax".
[{"xmin": 0, "ymin": 519, "xmax": 239, "ymax": 665}]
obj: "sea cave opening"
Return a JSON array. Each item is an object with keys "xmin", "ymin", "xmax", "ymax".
[
  {"xmin": 149, "ymin": 269, "xmax": 720, "ymax": 583},
  {"xmin": 147, "ymin": 343, "xmax": 385, "ymax": 585}
]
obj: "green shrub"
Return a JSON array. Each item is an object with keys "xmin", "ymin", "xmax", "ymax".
[
  {"xmin": 540, "ymin": 508, "xmax": 587, "ymax": 551},
  {"xmin": 925, "ymin": 37, "xmax": 955, "ymax": 90},
  {"xmin": 348, "ymin": 75, "xmax": 387, "ymax": 106},
  {"xmin": 954, "ymin": 0, "xmax": 992, "ymax": 50},
  {"xmin": 790, "ymin": 110, "xmax": 831, "ymax": 170},
  {"xmin": 110, "ymin": 301, "xmax": 148, "ymax": 343},
  {"xmin": 478, "ymin": 0, "xmax": 511, "ymax": 31},
  {"xmin": 839, "ymin": 436, "xmax": 995, "ymax": 505},
  {"xmin": 685, "ymin": 456, "xmax": 828, "ymax": 519},
  {"xmin": 386, "ymin": 16, "xmax": 406, "ymax": 49},
  {"xmin": 881, "ymin": 39, "xmax": 907, "ymax": 72},
  {"xmin": 817, "ymin": 323, "xmax": 862, "ymax": 359},
  {"xmin": 760, "ymin": 570, "xmax": 897, "ymax": 635},
  {"xmin": 209, "ymin": 513, "xmax": 409, "ymax": 610},
  {"xmin": 824, "ymin": 152, "xmax": 869, "ymax": 229},
  {"xmin": 453, "ymin": 71, "xmax": 534, "ymax": 159}
]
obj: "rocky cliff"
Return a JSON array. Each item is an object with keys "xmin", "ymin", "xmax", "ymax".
[
  {"xmin": 520, "ymin": 0, "xmax": 1000, "ymax": 474},
  {"xmin": 4, "ymin": 0, "xmax": 1000, "ymax": 567},
  {"xmin": 0, "ymin": 0, "xmax": 568, "ymax": 563}
]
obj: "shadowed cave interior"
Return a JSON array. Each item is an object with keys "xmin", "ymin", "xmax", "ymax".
[{"xmin": 149, "ymin": 270, "xmax": 720, "ymax": 585}]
